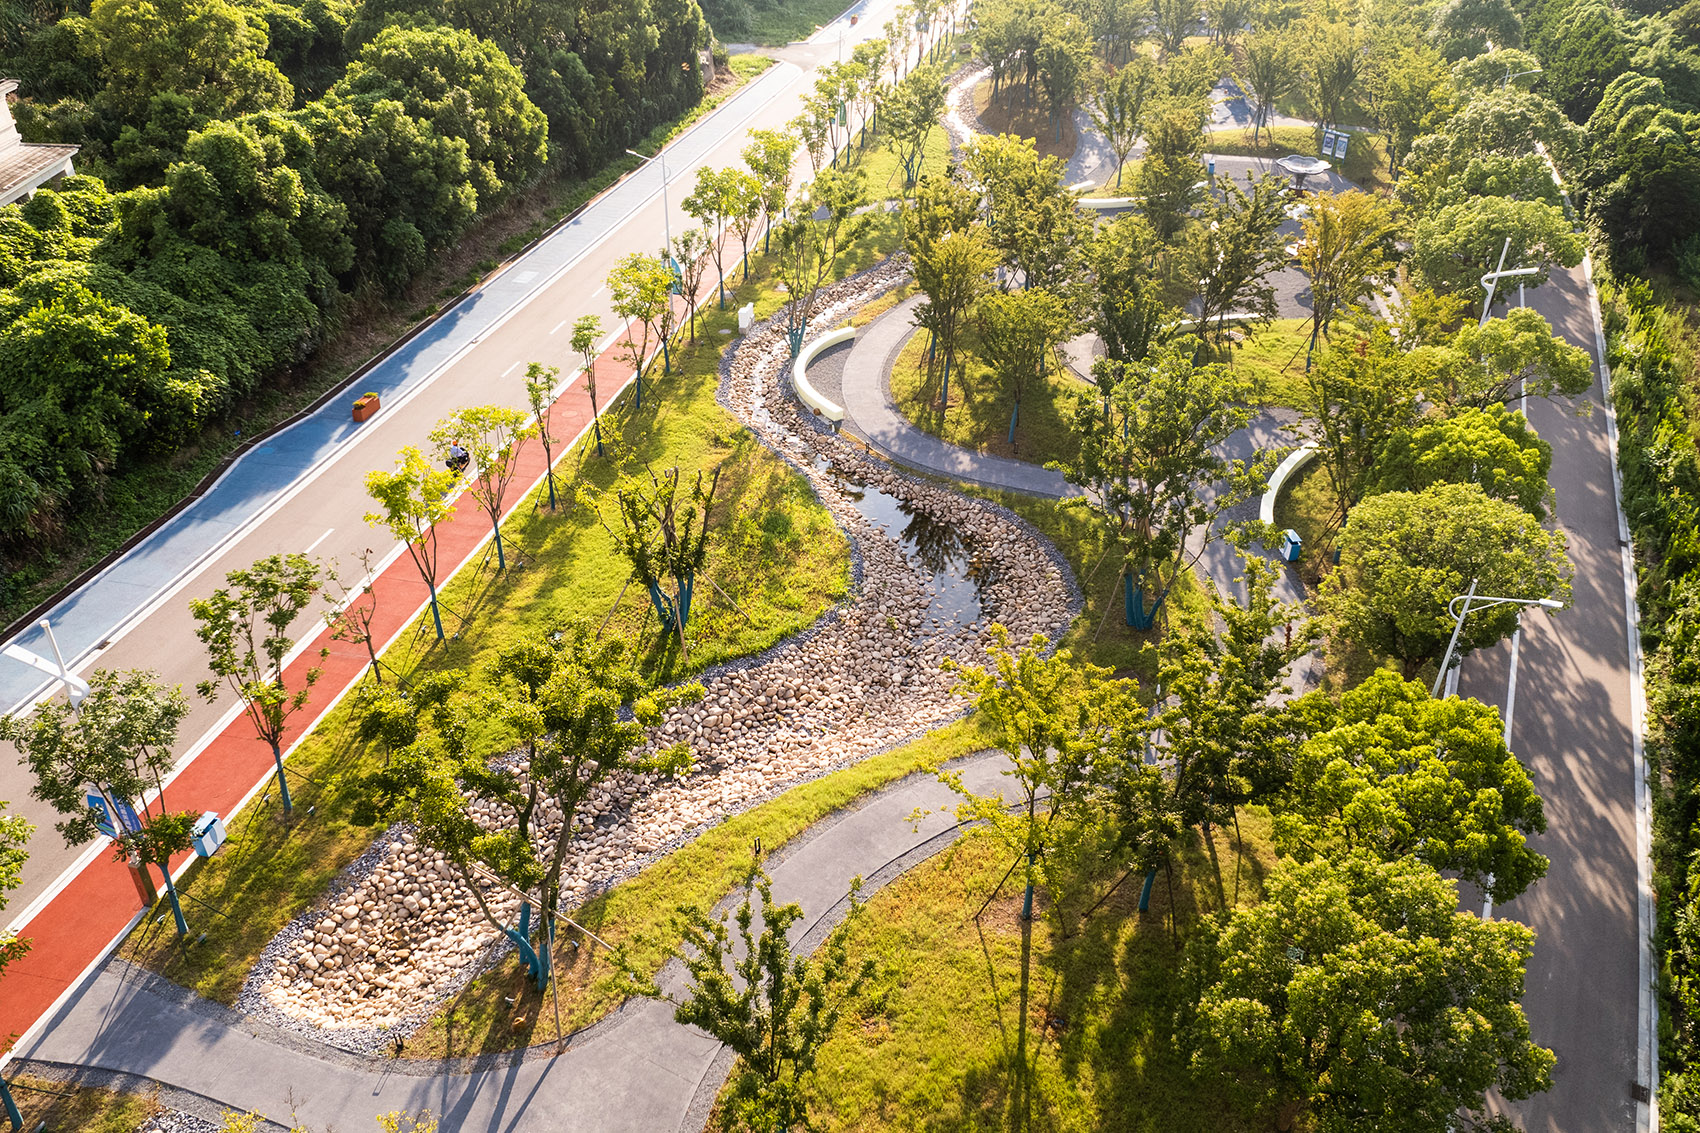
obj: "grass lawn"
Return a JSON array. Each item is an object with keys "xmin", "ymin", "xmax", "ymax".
[
  {"xmin": 406, "ymin": 717, "xmax": 997, "ymax": 1058},
  {"xmin": 1223, "ymin": 317, "xmax": 1313, "ymax": 411},
  {"xmin": 1204, "ymin": 126, "xmax": 1392, "ymax": 196},
  {"xmin": 889, "ymin": 326, "xmax": 1087, "ymax": 468},
  {"xmin": 116, "ymin": 127, "xmax": 950, "ymax": 1013},
  {"xmin": 847, "ymin": 111, "xmax": 953, "ymax": 204},
  {"xmin": 744, "ymin": 0, "xmax": 853, "ymax": 45},
  {"xmin": 972, "ymin": 77, "xmax": 1078, "ymax": 164},
  {"xmin": 793, "ymin": 814, "xmax": 1279, "ymax": 1131},
  {"xmin": 956, "ymin": 481, "xmax": 1212, "ymax": 681},
  {"xmin": 7, "ymin": 1075, "xmax": 160, "ymax": 1133},
  {"xmin": 1081, "ymin": 167, "xmax": 1140, "ymax": 197},
  {"xmin": 1271, "ymin": 454, "xmax": 1338, "ymax": 554},
  {"xmin": 726, "ymin": 53, "xmax": 776, "ymax": 82}
]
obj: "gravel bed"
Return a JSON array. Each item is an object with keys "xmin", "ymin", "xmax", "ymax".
[{"xmin": 234, "ymin": 257, "xmax": 1081, "ymax": 1054}]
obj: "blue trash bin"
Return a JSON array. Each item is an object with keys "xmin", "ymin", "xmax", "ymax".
[{"xmin": 1279, "ymin": 529, "xmax": 1303, "ymax": 563}]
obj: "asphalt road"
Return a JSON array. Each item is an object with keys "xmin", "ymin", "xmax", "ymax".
[
  {"xmin": 0, "ymin": 4, "xmax": 903, "ymax": 922},
  {"xmin": 1457, "ymin": 260, "xmax": 1647, "ymax": 1133}
]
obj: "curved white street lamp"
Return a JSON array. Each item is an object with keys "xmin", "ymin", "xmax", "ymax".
[
  {"xmin": 625, "ymin": 147, "xmax": 672, "ymax": 248},
  {"xmin": 1431, "ymin": 577, "xmax": 1563, "ymax": 699}
]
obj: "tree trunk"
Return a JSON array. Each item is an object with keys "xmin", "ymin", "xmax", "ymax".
[
  {"xmin": 161, "ymin": 868, "xmax": 188, "ymax": 936},
  {"xmin": 269, "ymin": 738, "xmax": 294, "ymax": 813},
  {"xmin": 1015, "ymin": 872, "xmax": 1035, "ymax": 1131}
]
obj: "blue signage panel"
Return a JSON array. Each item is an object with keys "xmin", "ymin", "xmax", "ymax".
[{"xmin": 86, "ymin": 794, "xmax": 116, "ymax": 839}]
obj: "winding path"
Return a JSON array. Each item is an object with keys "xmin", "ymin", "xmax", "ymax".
[
  {"xmin": 17, "ymin": 752, "xmax": 1015, "ymax": 1131},
  {"xmin": 838, "ymin": 295, "xmax": 1074, "ymax": 497}
]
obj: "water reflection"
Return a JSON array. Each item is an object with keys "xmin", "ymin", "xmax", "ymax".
[{"xmin": 821, "ymin": 465, "xmax": 995, "ymax": 624}]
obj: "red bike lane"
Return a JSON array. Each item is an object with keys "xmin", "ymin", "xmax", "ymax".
[{"xmin": 0, "ymin": 333, "xmax": 644, "ymax": 1050}]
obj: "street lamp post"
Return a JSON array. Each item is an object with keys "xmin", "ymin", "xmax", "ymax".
[
  {"xmin": 1503, "ymin": 65, "xmax": 1543, "ymax": 89},
  {"xmin": 1431, "ymin": 577, "xmax": 1564, "ymax": 699},
  {"xmin": 625, "ymin": 147, "xmax": 672, "ymax": 248},
  {"xmin": 1479, "ymin": 237, "xmax": 1541, "ymax": 326}
]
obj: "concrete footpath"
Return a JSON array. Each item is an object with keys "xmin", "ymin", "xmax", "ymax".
[
  {"xmin": 838, "ymin": 295, "xmax": 1075, "ymax": 497},
  {"xmin": 18, "ymin": 751, "xmax": 1014, "ymax": 1130}
]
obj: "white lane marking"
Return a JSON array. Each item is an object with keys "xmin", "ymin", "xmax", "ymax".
[
  {"xmin": 502, "ymin": 360, "xmax": 521, "ymax": 377},
  {"xmin": 591, "ymin": 284, "xmax": 607, "ymax": 298},
  {"xmin": 304, "ymin": 528, "xmax": 334, "ymax": 554},
  {"xmin": 550, "ymin": 320, "xmax": 567, "ymax": 335}
]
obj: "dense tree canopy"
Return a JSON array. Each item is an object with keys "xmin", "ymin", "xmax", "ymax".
[
  {"xmin": 1182, "ymin": 853, "xmax": 1555, "ymax": 1131},
  {"xmin": 0, "ymin": 0, "xmax": 708, "ymax": 558},
  {"xmin": 1371, "ymin": 405, "xmax": 1553, "ymax": 516},
  {"xmin": 1317, "ymin": 481, "xmax": 1572, "ymax": 676},
  {"xmin": 1279, "ymin": 669, "xmax": 1549, "ymax": 903}
]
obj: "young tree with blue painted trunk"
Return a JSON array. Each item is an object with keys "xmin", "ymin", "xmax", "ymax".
[
  {"xmin": 939, "ymin": 627, "xmax": 1130, "ymax": 1128},
  {"xmin": 1088, "ymin": 56, "xmax": 1158, "ymax": 189},
  {"xmin": 523, "ymin": 365, "xmax": 562, "ymax": 510},
  {"xmin": 0, "ymin": 669, "xmax": 192, "ymax": 934},
  {"xmin": 724, "ymin": 168, "xmax": 763, "ymax": 283},
  {"xmin": 364, "ymin": 448, "xmax": 457, "ymax": 640},
  {"xmin": 683, "ymin": 165, "xmax": 739, "ymax": 308},
  {"xmin": 671, "ymin": 228, "xmax": 712, "ymax": 345},
  {"xmin": 603, "ymin": 465, "xmax": 721, "ymax": 648},
  {"xmin": 1054, "ymin": 342, "xmax": 1270, "ymax": 629},
  {"xmin": 741, "ymin": 128, "xmax": 797, "ymax": 255},
  {"xmin": 0, "ymin": 793, "xmax": 27, "ymax": 1126},
  {"xmin": 608, "ymin": 250, "xmax": 675, "ymax": 405},
  {"xmin": 773, "ymin": 168, "xmax": 869, "ymax": 357},
  {"xmin": 570, "ymin": 315, "xmax": 607, "ymax": 456},
  {"xmin": 191, "ymin": 553, "xmax": 328, "ymax": 815},
  {"xmin": 648, "ymin": 851, "xmax": 876, "ymax": 1133},
  {"xmin": 882, "ymin": 64, "xmax": 947, "ymax": 199},
  {"xmin": 906, "ymin": 180, "xmax": 995, "ymax": 410},
  {"xmin": 430, "ymin": 404, "xmax": 534, "ymax": 571},
  {"xmin": 353, "ymin": 624, "xmax": 701, "ymax": 990},
  {"xmin": 976, "ymin": 287, "xmax": 1071, "ymax": 447}
]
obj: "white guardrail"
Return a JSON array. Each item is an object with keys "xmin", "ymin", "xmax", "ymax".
[{"xmin": 793, "ymin": 326, "xmax": 853, "ymax": 423}]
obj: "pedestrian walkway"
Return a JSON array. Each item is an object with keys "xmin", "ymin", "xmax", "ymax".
[
  {"xmin": 838, "ymin": 296, "xmax": 1075, "ymax": 497},
  {"xmin": 17, "ymin": 752, "xmax": 1014, "ymax": 1130}
]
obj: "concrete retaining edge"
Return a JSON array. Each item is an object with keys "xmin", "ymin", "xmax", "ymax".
[
  {"xmin": 1258, "ymin": 442, "xmax": 1318, "ymax": 525},
  {"xmin": 792, "ymin": 326, "xmax": 853, "ymax": 421}
]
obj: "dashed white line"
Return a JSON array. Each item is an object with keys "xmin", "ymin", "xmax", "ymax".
[
  {"xmin": 502, "ymin": 360, "xmax": 521, "ymax": 377},
  {"xmin": 304, "ymin": 528, "xmax": 334, "ymax": 554},
  {"xmin": 550, "ymin": 320, "xmax": 567, "ymax": 335}
]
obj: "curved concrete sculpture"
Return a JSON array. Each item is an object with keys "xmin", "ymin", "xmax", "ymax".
[
  {"xmin": 792, "ymin": 325, "xmax": 852, "ymax": 422},
  {"xmin": 1259, "ymin": 442, "xmax": 1319, "ymax": 525}
]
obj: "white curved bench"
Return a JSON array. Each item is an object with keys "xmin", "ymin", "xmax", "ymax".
[
  {"xmin": 793, "ymin": 326, "xmax": 853, "ymax": 423},
  {"xmin": 1259, "ymin": 442, "xmax": 1319, "ymax": 525}
]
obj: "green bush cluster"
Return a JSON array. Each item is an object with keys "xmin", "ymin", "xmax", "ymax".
[
  {"xmin": 0, "ymin": 0, "xmax": 708, "ymax": 547},
  {"xmin": 1602, "ymin": 279, "xmax": 1700, "ymax": 1128}
]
